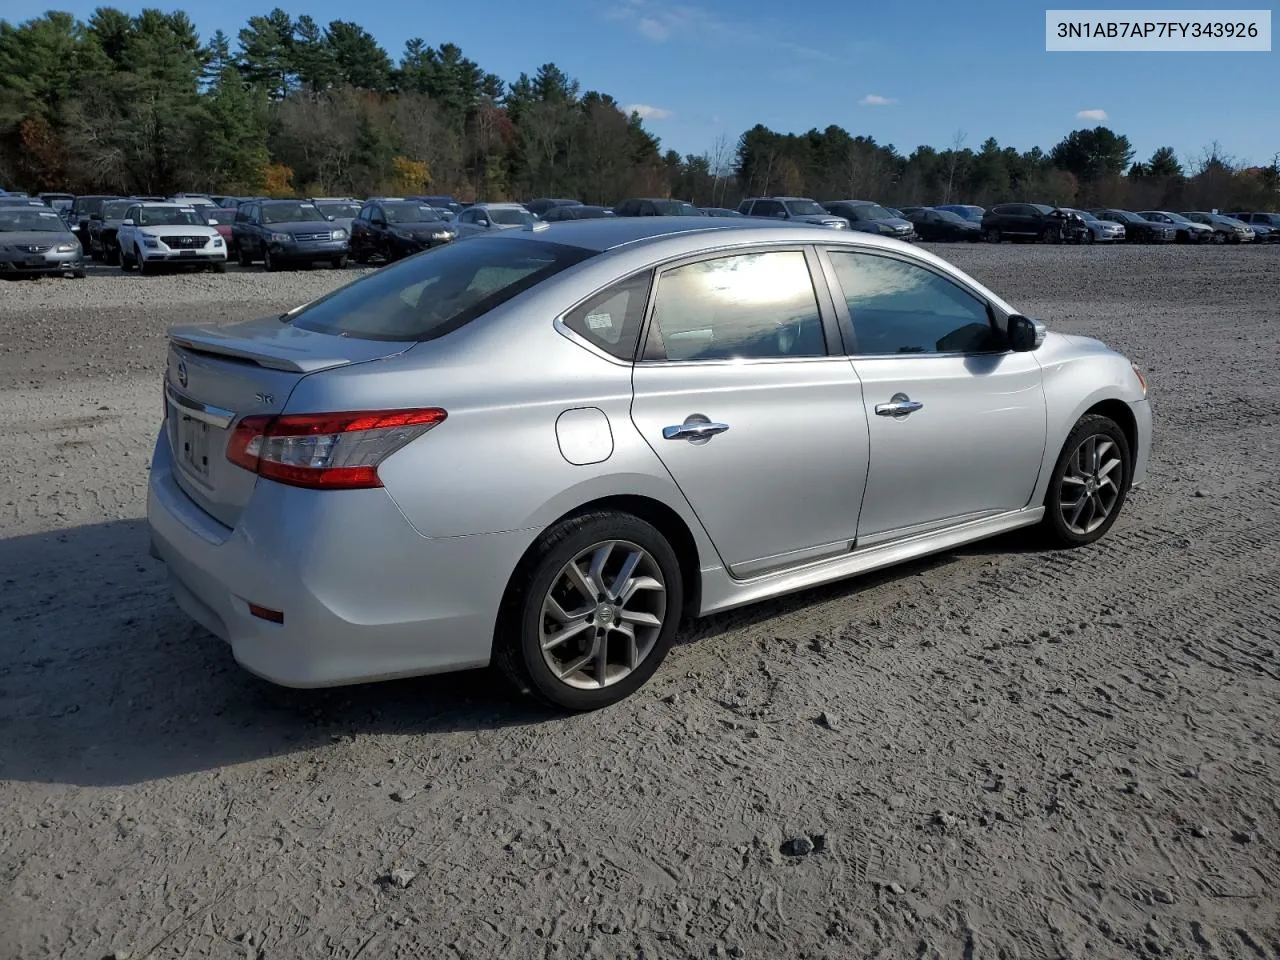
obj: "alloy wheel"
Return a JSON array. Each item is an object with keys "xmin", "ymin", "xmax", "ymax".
[
  {"xmin": 1058, "ymin": 434, "xmax": 1124, "ymax": 536},
  {"xmin": 538, "ymin": 540, "xmax": 667, "ymax": 690}
]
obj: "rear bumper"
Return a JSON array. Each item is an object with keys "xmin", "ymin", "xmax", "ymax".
[{"xmin": 146, "ymin": 432, "xmax": 528, "ymax": 687}]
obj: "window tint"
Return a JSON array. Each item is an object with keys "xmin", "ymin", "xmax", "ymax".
[
  {"xmin": 562, "ymin": 272, "xmax": 652, "ymax": 359},
  {"xmin": 753, "ymin": 200, "xmax": 784, "ymax": 217},
  {"xmin": 290, "ymin": 237, "xmax": 596, "ymax": 342},
  {"xmin": 826, "ymin": 251, "xmax": 1000, "ymax": 356},
  {"xmin": 645, "ymin": 251, "xmax": 826, "ymax": 362}
]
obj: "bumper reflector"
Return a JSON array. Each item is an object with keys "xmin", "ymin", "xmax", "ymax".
[{"xmin": 248, "ymin": 603, "xmax": 284, "ymax": 624}]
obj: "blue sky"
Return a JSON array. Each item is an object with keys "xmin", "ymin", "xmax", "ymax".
[{"xmin": 7, "ymin": 0, "xmax": 1277, "ymax": 166}]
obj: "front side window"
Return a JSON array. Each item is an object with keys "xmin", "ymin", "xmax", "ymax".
[
  {"xmin": 289, "ymin": 237, "xmax": 596, "ymax": 342},
  {"xmin": 752, "ymin": 200, "xmax": 785, "ymax": 217},
  {"xmin": 826, "ymin": 251, "xmax": 1000, "ymax": 356},
  {"xmin": 562, "ymin": 272, "xmax": 653, "ymax": 359},
  {"xmin": 644, "ymin": 251, "xmax": 826, "ymax": 362}
]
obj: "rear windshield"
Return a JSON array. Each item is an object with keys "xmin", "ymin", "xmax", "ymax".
[{"xmin": 290, "ymin": 237, "xmax": 596, "ymax": 342}]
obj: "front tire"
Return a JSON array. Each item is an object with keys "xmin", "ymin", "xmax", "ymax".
[
  {"xmin": 1042, "ymin": 414, "xmax": 1132, "ymax": 547},
  {"xmin": 136, "ymin": 248, "xmax": 151, "ymax": 275},
  {"xmin": 262, "ymin": 247, "xmax": 277, "ymax": 272},
  {"xmin": 495, "ymin": 512, "xmax": 683, "ymax": 710},
  {"xmin": 331, "ymin": 254, "xmax": 348, "ymax": 269}
]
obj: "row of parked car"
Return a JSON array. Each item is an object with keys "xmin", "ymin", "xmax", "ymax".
[{"xmin": 2, "ymin": 186, "xmax": 1276, "ymax": 279}]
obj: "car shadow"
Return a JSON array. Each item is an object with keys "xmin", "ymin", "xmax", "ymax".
[
  {"xmin": 0, "ymin": 517, "xmax": 1053, "ymax": 788},
  {"xmin": 0, "ymin": 519, "xmax": 557, "ymax": 788}
]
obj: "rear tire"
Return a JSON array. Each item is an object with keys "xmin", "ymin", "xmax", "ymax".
[
  {"xmin": 1042, "ymin": 414, "xmax": 1132, "ymax": 548},
  {"xmin": 985, "ymin": 227, "xmax": 1001, "ymax": 243},
  {"xmin": 494, "ymin": 511, "xmax": 683, "ymax": 711},
  {"xmin": 237, "ymin": 246, "xmax": 252, "ymax": 267},
  {"xmin": 209, "ymin": 261, "xmax": 226, "ymax": 273},
  {"xmin": 105, "ymin": 242, "xmax": 120, "ymax": 266}
]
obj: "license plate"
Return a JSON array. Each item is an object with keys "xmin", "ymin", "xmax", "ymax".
[
  {"xmin": 178, "ymin": 250, "xmax": 197, "ymax": 258},
  {"xmin": 178, "ymin": 416, "xmax": 210, "ymax": 477},
  {"xmin": 26, "ymin": 260, "xmax": 46, "ymax": 268}
]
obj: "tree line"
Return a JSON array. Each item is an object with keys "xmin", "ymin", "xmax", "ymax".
[{"xmin": 1, "ymin": 8, "xmax": 1276, "ymax": 211}]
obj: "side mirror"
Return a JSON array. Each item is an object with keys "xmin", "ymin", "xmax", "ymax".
[
  {"xmin": 775, "ymin": 210, "xmax": 787, "ymax": 218},
  {"xmin": 326, "ymin": 214, "xmax": 335, "ymax": 221},
  {"xmin": 122, "ymin": 218, "xmax": 134, "ymax": 226},
  {"xmin": 372, "ymin": 218, "xmax": 386, "ymax": 228},
  {"xmin": 1008, "ymin": 314, "xmax": 1047, "ymax": 352},
  {"xmin": 477, "ymin": 218, "xmax": 491, "ymax": 227}
]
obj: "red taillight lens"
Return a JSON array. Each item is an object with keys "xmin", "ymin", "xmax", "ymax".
[{"xmin": 227, "ymin": 408, "xmax": 447, "ymax": 489}]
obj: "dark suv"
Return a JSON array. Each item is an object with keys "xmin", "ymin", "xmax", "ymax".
[
  {"xmin": 68, "ymin": 195, "xmax": 120, "ymax": 248},
  {"xmin": 1235, "ymin": 212, "xmax": 1280, "ymax": 242},
  {"xmin": 613, "ymin": 198, "xmax": 702, "ymax": 216},
  {"xmin": 980, "ymin": 203, "xmax": 1069, "ymax": 242},
  {"xmin": 231, "ymin": 199, "xmax": 350, "ymax": 271}
]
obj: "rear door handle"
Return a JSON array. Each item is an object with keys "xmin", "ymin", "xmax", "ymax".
[
  {"xmin": 874, "ymin": 393, "xmax": 923, "ymax": 418},
  {"xmin": 663, "ymin": 415, "xmax": 730, "ymax": 443}
]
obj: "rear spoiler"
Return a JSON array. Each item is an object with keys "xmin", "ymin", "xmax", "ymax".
[{"xmin": 168, "ymin": 332, "xmax": 351, "ymax": 374}]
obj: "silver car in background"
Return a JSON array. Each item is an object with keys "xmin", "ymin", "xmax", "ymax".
[
  {"xmin": 453, "ymin": 203, "xmax": 537, "ymax": 238},
  {"xmin": 148, "ymin": 218, "xmax": 1151, "ymax": 710},
  {"xmin": 1062, "ymin": 208, "xmax": 1125, "ymax": 243}
]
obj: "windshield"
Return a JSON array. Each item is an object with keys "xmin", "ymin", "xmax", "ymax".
[
  {"xmin": 486, "ymin": 207, "xmax": 535, "ymax": 226},
  {"xmin": 261, "ymin": 202, "xmax": 326, "ymax": 224},
  {"xmin": 853, "ymin": 204, "xmax": 895, "ymax": 221},
  {"xmin": 102, "ymin": 200, "xmax": 133, "ymax": 219},
  {"xmin": 136, "ymin": 207, "xmax": 206, "ymax": 226},
  {"xmin": 933, "ymin": 210, "xmax": 966, "ymax": 223},
  {"xmin": 136, "ymin": 207, "xmax": 206, "ymax": 227},
  {"xmin": 0, "ymin": 209, "xmax": 68, "ymax": 232},
  {"xmin": 383, "ymin": 202, "xmax": 444, "ymax": 224},
  {"xmin": 784, "ymin": 200, "xmax": 826, "ymax": 216},
  {"xmin": 315, "ymin": 201, "xmax": 360, "ymax": 219},
  {"xmin": 201, "ymin": 209, "xmax": 226, "ymax": 224},
  {"xmin": 1065, "ymin": 209, "xmax": 1096, "ymax": 222},
  {"xmin": 290, "ymin": 237, "xmax": 596, "ymax": 342}
]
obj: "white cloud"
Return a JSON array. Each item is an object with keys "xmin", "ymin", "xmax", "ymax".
[
  {"xmin": 1076, "ymin": 108, "xmax": 1108, "ymax": 121},
  {"xmin": 605, "ymin": 1, "xmax": 844, "ymax": 61},
  {"xmin": 859, "ymin": 94, "xmax": 897, "ymax": 106},
  {"xmin": 626, "ymin": 104, "xmax": 674, "ymax": 120},
  {"xmin": 637, "ymin": 16, "xmax": 671, "ymax": 41}
]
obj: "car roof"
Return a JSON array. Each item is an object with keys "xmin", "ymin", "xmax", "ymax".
[
  {"xmin": 485, "ymin": 215, "xmax": 885, "ymax": 252},
  {"xmin": 474, "ymin": 202, "xmax": 528, "ymax": 208}
]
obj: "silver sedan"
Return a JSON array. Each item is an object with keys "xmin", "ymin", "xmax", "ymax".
[{"xmin": 148, "ymin": 218, "xmax": 1152, "ymax": 710}]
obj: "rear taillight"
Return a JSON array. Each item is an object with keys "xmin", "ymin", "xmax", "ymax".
[{"xmin": 227, "ymin": 408, "xmax": 447, "ymax": 489}]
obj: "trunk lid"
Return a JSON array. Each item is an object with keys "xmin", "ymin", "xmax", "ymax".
[{"xmin": 164, "ymin": 314, "xmax": 414, "ymax": 528}]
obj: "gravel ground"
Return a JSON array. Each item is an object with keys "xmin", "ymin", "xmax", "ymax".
[{"xmin": 2, "ymin": 244, "xmax": 1278, "ymax": 959}]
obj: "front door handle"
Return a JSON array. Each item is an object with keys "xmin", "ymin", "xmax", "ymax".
[
  {"xmin": 874, "ymin": 393, "xmax": 924, "ymax": 418},
  {"xmin": 663, "ymin": 414, "xmax": 729, "ymax": 444}
]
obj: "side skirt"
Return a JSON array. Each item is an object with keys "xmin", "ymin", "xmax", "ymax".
[{"xmin": 697, "ymin": 507, "xmax": 1044, "ymax": 616}]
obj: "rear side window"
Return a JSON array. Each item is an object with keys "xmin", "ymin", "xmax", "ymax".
[
  {"xmin": 562, "ymin": 272, "xmax": 653, "ymax": 359},
  {"xmin": 290, "ymin": 237, "xmax": 596, "ymax": 342},
  {"xmin": 644, "ymin": 251, "xmax": 826, "ymax": 361}
]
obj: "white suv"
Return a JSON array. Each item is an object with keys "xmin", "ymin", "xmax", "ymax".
[{"xmin": 118, "ymin": 202, "xmax": 227, "ymax": 274}]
